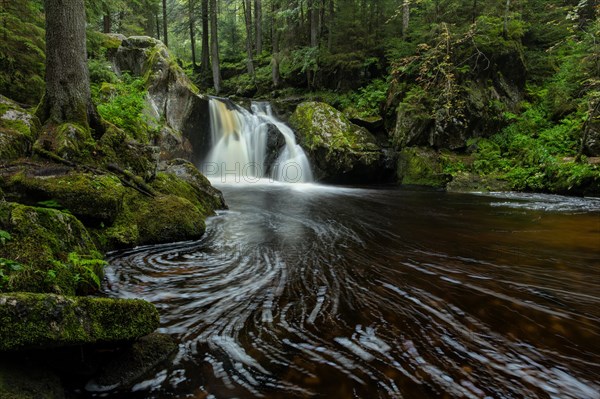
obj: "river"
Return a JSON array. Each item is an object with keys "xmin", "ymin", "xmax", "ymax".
[{"xmin": 102, "ymin": 182, "xmax": 600, "ymax": 398}]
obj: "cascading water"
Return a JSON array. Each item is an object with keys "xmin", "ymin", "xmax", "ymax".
[{"xmin": 202, "ymin": 98, "xmax": 313, "ymax": 183}]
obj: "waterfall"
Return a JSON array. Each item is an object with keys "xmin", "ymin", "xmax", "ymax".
[{"xmin": 202, "ymin": 98, "xmax": 313, "ymax": 183}]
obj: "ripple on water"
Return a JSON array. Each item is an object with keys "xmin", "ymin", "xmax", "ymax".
[{"xmin": 102, "ymin": 186, "xmax": 600, "ymax": 399}]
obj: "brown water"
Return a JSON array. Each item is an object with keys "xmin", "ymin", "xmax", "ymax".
[{"xmin": 101, "ymin": 183, "xmax": 600, "ymax": 398}]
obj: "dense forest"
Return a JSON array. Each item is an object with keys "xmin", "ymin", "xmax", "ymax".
[
  {"xmin": 2, "ymin": 0, "xmax": 599, "ymax": 193},
  {"xmin": 0, "ymin": 1, "xmax": 599, "ymax": 398}
]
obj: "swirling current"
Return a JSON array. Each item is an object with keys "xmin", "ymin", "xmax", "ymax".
[{"xmin": 101, "ymin": 183, "xmax": 600, "ymax": 399}]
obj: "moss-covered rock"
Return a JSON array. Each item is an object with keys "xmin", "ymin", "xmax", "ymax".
[
  {"xmin": 157, "ymin": 159, "xmax": 226, "ymax": 212},
  {"xmin": 1, "ymin": 170, "xmax": 126, "ymax": 226},
  {"xmin": 290, "ymin": 101, "xmax": 393, "ymax": 183},
  {"xmin": 397, "ymin": 147, "xmax": 450, "ymax": 188},
  {"xmin": 0, "ymin": 362, "xmax": 64, "ymax": 399},
  {"xmin": 33, "ymin": 123, "xmax": 96, "ymax": 163},
  {"xmin": 446, "ymin": 171, "xmax": 510, "ymax": 193},
  {"xmin": 0, "ymin": 201, "xmax": 100, "ymax": 294},
  {"xmin": 96, "ymin": 125, "xmax": 159, "ymax": 181},
  {"xmin": 0, "ymin": 95, "xmax": 41, "ymax": 161},
  {"xmin": 111, "ymin": 36, "xmax": 211, "ymax": 165},
  {"xmin": 0, "ymin": 293, "xmax": 159, "ymax": 351},
  {"xmin": 86, "ymin": 333, "xmax": 177, "ymax": 392}
]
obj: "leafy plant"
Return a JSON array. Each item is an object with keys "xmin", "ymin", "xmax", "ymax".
[{"xmin": 0, "ymin": 230, "xmax": 11, "ymax": 246}]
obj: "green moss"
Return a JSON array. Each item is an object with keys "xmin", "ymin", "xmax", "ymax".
[
  {"xmin": 2, "ymin": 171, "xmax": 126, "ymax": 225},
  {"xmin": 0, "ymin": 293, "xmax": 159, "ymax": 351},
  {"xmin": 397, "ymin": 147, "xmax": 450, "ymax": 188},
  {"xmin": 0, "ymin": 202, "xmax": 98, "ymax": 295},
  {"xmin": 33, "ymin": 123, "xmax": 96, "ymax": 163},
  {"xmin": 0, "ymin": 96, "xmax": 41, "ymax": 160}
]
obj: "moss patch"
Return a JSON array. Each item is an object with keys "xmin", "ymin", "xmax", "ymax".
[
  {"xmin": 289, "ymin": 101, "xmax": 386, "ymax": 182},
  {"xmin": 0, "ymin": 293, "xmax": 159, "ymax": 351},
  {"xmin": 0, "ymin": 96, "xmax": 41, "ymax": 161},
  {"xmin": 397, "ymin": 147, "xmax": 450, "ymax": 188},
  {"xmin": 33, "ymin": 123, "xmax": 96, "ymax": 163},
  {"xmin": 0, "ymin": 202, "xmax": 99, "ymax": 295}
]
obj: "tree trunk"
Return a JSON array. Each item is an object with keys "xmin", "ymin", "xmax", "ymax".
[
  {"xmin": 209, "ymin": 0, "xmax": 222, "ymax": 93},
  {"xmin": 309, "ymin": 0, "xmax": 318, "ymax": 47},
  {"xmin": 254, "ymin": 0, "xmax": 262, "ymax": 55},
  {"xmin": 103, "ymin": 9, "xmax": 111, "ymax": 34},
  {"xmin": 200, "ymin": 0, "xmax": 210, "ymax": 75},
  {"xmin": 189, "ymin": 0, "xmax": 197, "ymax": 68},
  {"xmin": 41, "ymin": 0, "xmax": 96, "ymax": 128},
  {"xmin": 162, "ymin": 0, "xmax": 168, "ymax": 47},
  {"xmin": 271, "ymin": 0, "xmax": 281, "ymax": 88},
  {"xmin": 156, "ymin": 12, "xmax": 161, "ymax": 40},
  {"xmin": 327, "ymin": 0, "xmax": 334, "ymax": 50},
  {"xmin": 503, "ymin": 0, "xmax": 510, "ymax": 39},
  {"xmin": 243, "ymin": 0, "xmax": 255, "ymax": 76},
  {"xmin": 402, "ymin": 0, "xmax": 410, "ymax": 40},
  {"xmin": 471, "ymin": 0, "xmax": 477, "ymax": 23}
]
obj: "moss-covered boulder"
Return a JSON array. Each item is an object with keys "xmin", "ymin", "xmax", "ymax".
[
  {"xmin": 0, "ymin": 362, "xmax": 64, "ymax": 399},
  {"xmin": 397, "ymin": 147, "xmax": 450, "ymax": 188},
  {"xmin": 289, "ymin": 101, "xmax": 394, "ymax": 183},
  {"xmin": 0, "ymin": 293, "xmax": 159, "ymax": 351},
  {"xmin": 446, "ymin": 171, "xmax": 510, "ymax": 193},
  {"xmin": 0, "ymin": 95, "xmax": 41, "ymax": 161},
  {"xmin": 1, "ymin": 169, "xmax": 126, "ymax": 226},
  {"xmin": 111, "ymin": 36, "xmax": 211, "ymax": 165},
  {"xmin": 0, "ymin": 201, "xmax": 102, "ymax": 294},
  {"xmin": 86, "ymin": 333, "xmax": 177, "ymax": 392},
  {"xmin": 33, "ymin": 123, "xmax": 96, "ymax": 163}
]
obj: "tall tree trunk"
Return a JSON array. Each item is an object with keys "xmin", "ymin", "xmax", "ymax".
[
  {"xmin": 41, "ymin": 0, "xmax": 96, "ymax": 128},
  {"xmin": 156, "ymin": 12, "xmax": 161, "ymax": 40},
  {"xmin": 162, "ymin": 0, "xmax": 168, "ymax": 47},
  {"xmin": 189, "ymin": 0, "xmax": 197, "ymax": 68},
  {"xmin": 243, "ymin": 0, "xmax": 255, "ymax": 76},
  {"xmin": 503, "ymin": 0, "xmax": 511, "ymax": 38},
  {"xmin": 103, "ymin": 8, "xmax": 111, "ymax": 34},
  {"xmin": 402, "ymin": 0, "xmax": 410, "ymax": 40},
  {"xmin": 271, "ymin": 0, "xmax": 281, "ymax": 88},
  {"xmin": 327, "ymin": 0, "xmax": 334, "ymax": 50},
  {"xmin": 209, "ymin": 0, "xmax": 222, "ymax": 93},
  {"xmin": 254, "ymin": 0, "xmax": 262, "ymax": 55},
  {"xmin": 471, "ymin": 0, "xmax": 477, "ymax": 23},
  {"xmin": 200, "ymin": 0, "xmax": 210, "ymax": 75},
  {"xmin": 309, "ymin": 0, "xmax": 318, "ymax": 47}
]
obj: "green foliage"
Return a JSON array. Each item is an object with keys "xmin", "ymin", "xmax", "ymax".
[
  {"xmin": 55, "ymin": 252, "xmax": 106, "ymax": 293},
  {"xmin": 0, "ymin": 230, "xmax": 11, "ymax": 245},
  {"xmin": 89, "ymin": 58, "xmax": 119, "ymax": 85},
  {"xmin": 0, "ymin": 258, "xmax": 23, "ymax": 290},
  {"xmin": 94, "ymin": 75, "xmax": 156, "ymax": 143}
]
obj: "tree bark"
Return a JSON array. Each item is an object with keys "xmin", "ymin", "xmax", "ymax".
[
  {"xmin": 503, "ymin": 0, "xmax": 510, "ymax": 39},
  {"xmin": 41, "ymin": 0, "xmax": 96, "ymax": 128},
  {"xmin": 103, "ymin": 8, "xmax": 111, "ymax": 34},
  {"xmin": 243, "ymin": 0, "xmax": 255, "ymax": 76},
  {"xmin": 162, "ymin": 0, "xmax": 168, "ymax": 47},
  {"xmin": 309, "ymin": 0, "xmax": 318, "ymax": 47},
  {"xmin": 271, "ymin": 0, "xmax": 281, "ymax": 87},
  {"xmin": 254, "ymin": 0, "xmax": 262, "ymax": 55},
  {"xmin": 402, "ymin": 0, "xmax": 410, "ymax": 40},
  {"xmin": 200, "ymin": 0, "xmax": 210, "ymax": 75},
  {"xmin": 189, "ymin": 0, "xmax": 197, "ymax": 68},
  {"xmin": 156, "ymin": 11, "xmax": 161, "ymax": 40},
  {"xmin": 209, "ymin": 0, "xmax": 222, "ymax": 93}
]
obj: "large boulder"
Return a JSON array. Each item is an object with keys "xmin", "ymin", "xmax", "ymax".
[
  {"xmin": 0, "ymin": 95, "xmax": 40, "ymax": 161},
  {"xmin": 0, "ymin": 201, "xmax": 101, "ymax": 295},
  {"xmin": 289, "ymin": 101, "xmax": 394, "ymax": 183},
  {"xmin": 397, "ymin": 147, "xmax": 450, "ymax": 188},
  {"xmin": 0, "ymin": 293, "xmax": 159, "ymax": 351},
  {"xmin": 111, "ymin": 36, "xmax": 211, "ymax": 164}
]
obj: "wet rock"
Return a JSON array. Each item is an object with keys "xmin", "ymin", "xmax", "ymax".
[
  {"xmin": 0, "ymin": 293, "xmax": 159, "ymax": 351},
  {"xmin": 447, "ymin": 171, "xmax": 510, "ymax": 193},
  {"xmin": 158, "ymin": 159, "xmax": 227, "ymax": 211},
  {"xmin": 0, "ymin": 361, "xmax": 64, "ymax": 399},
  {"xmin": 264, "ymin": 123, "xmax": 286, "ymax": 174},
  {"xmin": 290, "ymin": 101, "xmax": 394, "ymax": 183},
  {"xmin": 0, "ymin": 95, "xmax": 40, "ymax": 161},
  {"xmin": 157, "ymin": 126, "xmax": 193, "ymax": 161},
  {"xmin": 111, "ymin": 36, "xmax": 211, "ymax": 163},
  {"xmin": 86, "ymin": 333, "xmax": 177, "ymax": 392},
  {"xmin": 397, "ymin": 147, "xmax": 450, "ymax": 188}
]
